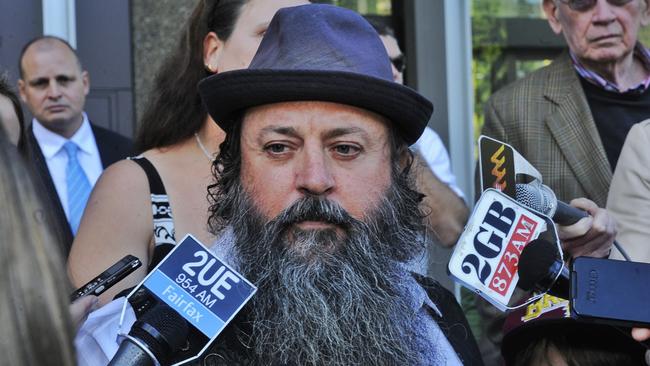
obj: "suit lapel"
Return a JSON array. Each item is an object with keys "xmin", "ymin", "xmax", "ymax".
[
  {"xmin": 543, "ymin": 55, "xmax": 612, "ymax": 205},
  {"xmin": 90, "ymin": 123, "xmax": 111, "ymax": 168},
  {"xmin": 90, "ymin": 122, "xmax": 134, "ymax": 168},
  {"xmin": 27, "ymin": 129, "xmax": 75, "ymax": 252}
]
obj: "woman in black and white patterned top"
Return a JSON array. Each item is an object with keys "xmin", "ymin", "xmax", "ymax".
[{"xmin": 67, "ymin": 0, "xmax": 308, "ymax": 306}]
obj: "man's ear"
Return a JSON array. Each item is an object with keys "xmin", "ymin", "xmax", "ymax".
[
  {"xmin": 203, "ymin": 31, "xmax": 224, "ymax": 73},
  {"xmin": 398, "ymin": 146, "xmax": 413, "ymax": 173},
  {"xmin": 82, "ymin": 71, "xmax": 90, "ymax": 96},
  {"xmin": 640, "ymin": 0, "xmax": 650, "ymax": 27},
  {"xmin": 17, "ymin": 79, "xmax": 26, "ymax": 103},
  {"xmin": 542, "ymin": 0, "xmax": 563, "ymax": 35}
]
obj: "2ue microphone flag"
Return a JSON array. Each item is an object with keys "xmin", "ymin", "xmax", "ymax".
[
  {"xmin": 117, "ymin": 235, "xmax": 256, "ymax": 364},
  {"xmin": 142, "ymin": 235, "xmax": 256, "ymax": 339}
]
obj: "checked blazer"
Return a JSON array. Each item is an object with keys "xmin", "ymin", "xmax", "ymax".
[
  {"xmin": 481, "ymin": 52, "xmax": 612, "ymax": 207},
  {"xmin": 477, "ymin": 52, "xmax": 613, "ymax": 365}
]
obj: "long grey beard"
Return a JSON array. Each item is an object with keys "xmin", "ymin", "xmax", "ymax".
[{"xmin": 226, "ymin": 180, "xmax": 429, "ymax": 365}]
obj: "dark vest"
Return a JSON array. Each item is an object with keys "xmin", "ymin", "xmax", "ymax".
[{"xmin": 579, "ymin": 77, "xmax": 650, "ymax": 170}]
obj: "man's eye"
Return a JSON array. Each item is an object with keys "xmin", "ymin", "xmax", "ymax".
[
  {"xmin": 266, "ymin": 143, "xmax": 288, "ymax": 154},
  {"xmin": 31, "ymin": 80, "xmax": 48, "ymax": 88},
  {"xmin": 57, "ymin": 77, "xmax": 72, "ymax": 85},
  {"xmin": 333, "ymin": 144, "xmax": 361, "ymax": 156}
]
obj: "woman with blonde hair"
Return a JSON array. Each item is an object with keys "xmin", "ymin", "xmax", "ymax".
[{"xmin": 0, "ymin": 131, "xmax": 76, "ymax": 365}]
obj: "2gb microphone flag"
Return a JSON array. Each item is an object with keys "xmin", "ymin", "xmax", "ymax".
[
  {"xmin": 449, "ymin": 189, "xmax": 555, "ymax": 311},
  {"xmin": 478, "ymin": 135, "xmax": 543, "ymax": 197},
  {"xmin": 119, "ymin": 235, "xmax": 256, "ymax": 365},
  {"xmin": 479, "ymin": 136, "xmax": 516, "ymax": 198}
]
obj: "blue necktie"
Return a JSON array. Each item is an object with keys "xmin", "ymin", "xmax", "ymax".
[{"xmin": 64, "ymin": 141, "xmax": 91, "ymax": 234}]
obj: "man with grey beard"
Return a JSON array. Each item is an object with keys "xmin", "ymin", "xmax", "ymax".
[{"xmin": 197, "ymin": 4, "xmax": 482, "ymax": 365}]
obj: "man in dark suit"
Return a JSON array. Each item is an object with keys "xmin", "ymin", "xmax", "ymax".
[{"xmin": 18, "ymin": 36, "xmax": 132, "ymax": 254}]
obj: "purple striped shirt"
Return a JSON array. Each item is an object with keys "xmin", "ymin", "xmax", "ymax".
[{"xmin": 570, "ymin": 43, "xmax": 650, "ymax": 93}]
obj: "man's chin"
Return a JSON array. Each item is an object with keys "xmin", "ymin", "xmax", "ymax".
[
  {"xmin": 282, "ymin": 225, "xmax": 345, "ymax": 262},
  {"xmin": 582, "ymin": 46, "xmax": 631, "ymax": 64}
]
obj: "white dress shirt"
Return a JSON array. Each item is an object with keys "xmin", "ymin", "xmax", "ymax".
[{"xmin": 32, "ymin": 113, "xmax": 103, "ymax": 220}]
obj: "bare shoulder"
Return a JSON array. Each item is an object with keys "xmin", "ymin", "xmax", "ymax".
[
  {"xmin": 68, "ymin": 158, "xmax": 155, "ymax": 304},
  {"xmin": 94, "ymin": 158, "xmax": 149, "ymax": 193},
  {"xmin": 79, "ymin": 157, "xmax": 153, "ymax": 243}
]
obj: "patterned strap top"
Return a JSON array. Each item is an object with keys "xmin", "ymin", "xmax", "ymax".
[{"xmin": 129, "ymin": 156, "xmax": 176, "ymax": 271}]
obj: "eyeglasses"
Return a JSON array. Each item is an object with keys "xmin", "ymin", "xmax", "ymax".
[
  {"xmin": 558, "ymin": 0, "xmax": 634, "ymax": 12},
  {"xmin": 391, "ymin": 55, "xmax": 406, "ymax": 73}
]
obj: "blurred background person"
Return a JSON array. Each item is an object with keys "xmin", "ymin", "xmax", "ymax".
[
  {"xmin": 0, "ymin": 129, "xmax": 79, "ymax": 366},
  {"xmin": 0, "ymin": 73, "xmax": 27, "ymax": 154},
  {"xmin": 500, "ymin": 295, "xmax": 647, "ymax": 366},
  {"xmin": 367, "ymin": 17, "xmax": 468, "ymax": 253},
  {"xmin": 18, "ymin": 36, "xmax": 133, "ymax": 253},
  {"xmin": 366, "ymin": 16, "xmax": 468, "ymax": 278},
  {"xmin": 2, "ymin": 70, "xmax": 77, "ymax": 256},
  {"xmin": 608, "ymin": 119, "xmax": 650, "ymax": 262},
  {"xmin": 68, "ymin": 0, "xmax": 308, "ymax": 306}
]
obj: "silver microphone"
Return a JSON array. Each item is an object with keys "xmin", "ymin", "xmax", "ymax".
[{"xmin": 514, "ymin": 183, "xmax": 587, "ymax": 226}]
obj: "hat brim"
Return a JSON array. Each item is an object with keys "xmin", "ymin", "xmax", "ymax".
[{"xmin": 198, "ymin": 70, "xmax": 433, "ymax": 145}]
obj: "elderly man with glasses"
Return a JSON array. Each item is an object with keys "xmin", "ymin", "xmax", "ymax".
[
  {"xmin": 484, "ymin": 0, "xmax": 650, "ymax": 208},
  {"xmin": 479, "ymin": 0, "xmax": 650, "ymax": 363}
]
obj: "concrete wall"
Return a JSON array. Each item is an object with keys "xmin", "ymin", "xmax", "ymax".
[{"xmin": 131, "ymin": 0, "xmax": 198, "ymax": 124}]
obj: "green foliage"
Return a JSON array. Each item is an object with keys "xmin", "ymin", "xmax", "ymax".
[
  {"xmin": 472, "ymin": 1, "xmax": 507, "ymax": 141},
  {"xmin": 311, "ymin": 0, "xmax": 391, "ymax": 15},
  {"xmin": 640, "ymin": 27, "xmax": 650, "ymax": 46}
]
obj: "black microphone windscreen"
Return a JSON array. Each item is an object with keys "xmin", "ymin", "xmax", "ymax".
[
  {"xmin": 131, "ymin": 304, "xmax": 189, "ymax": 362},
  {"xmin": 517, "ymin": 239, "xmax": 559, "ymax": 291}
]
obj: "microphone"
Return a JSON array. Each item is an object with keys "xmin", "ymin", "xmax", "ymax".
[
  {"xmin": 515, "ymin": 183, "xmax": 631, "ymax": 261},
  {"xmin": 517, "ymin": 238, "xmax": 569, "ymax": 299},
  {"xmin": 514, "ymin": 183, "xmax": 588, "ymax": 226},
  {"xmin": 114, "ymin": 236, "xmax": 257, "ymax": 364},
  {"xmin": 108, "ymin": 304, "xmax": 189, "ymax": 366}
]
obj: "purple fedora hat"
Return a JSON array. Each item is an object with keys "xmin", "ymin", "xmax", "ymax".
[{"xmin": 198, "ymin": 3, "xmax": 433, "ymax": 145}]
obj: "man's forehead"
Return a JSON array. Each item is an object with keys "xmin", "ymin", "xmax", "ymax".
[
  {"xmin": 242, "ymin": 101, "xmax": 392, "ymax": 138},
  {"xmin": 21, "ymin": 40, "xmax": 81, "ymax": 74}
]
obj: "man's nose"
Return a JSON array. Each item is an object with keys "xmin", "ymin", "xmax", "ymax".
[
  {"xmin": 46, "ymin": 81, "xmax": 62, "ymax": 99},
  {"xmin": 591, "ymin": 0, "xmax": 616, "ymax": 24},
  {"xmin": 296, "ymin": 147, "xmax": 335, "ymax": 196}
]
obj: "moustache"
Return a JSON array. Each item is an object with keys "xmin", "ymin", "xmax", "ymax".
[{"xmin": 265, "ymin": 196, "xmax": 358, "ymax": 233}]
